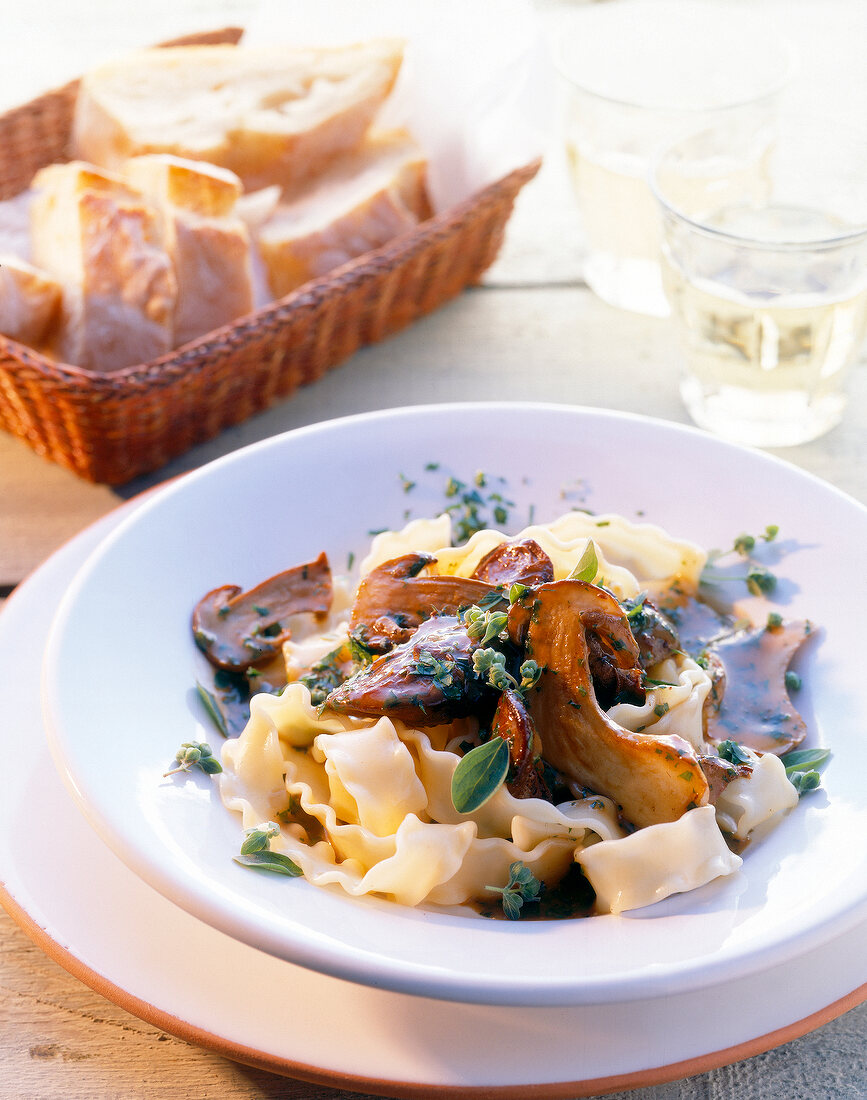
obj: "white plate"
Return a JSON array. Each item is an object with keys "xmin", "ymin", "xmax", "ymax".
[
  {"xmin": 43, "ymin": 404, "xmax": 867, "ymax": 1007},
  {"xmin": 4, "ymin": 501, "xmax": 865, "ymax": 1094}
]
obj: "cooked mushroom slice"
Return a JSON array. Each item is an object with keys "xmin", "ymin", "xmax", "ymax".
[
  {"xmin": 516, "ymin": 579, "xmax": 708, "ymax": 828},
  {"xmin": 704, "ymin": 619, "xmax": 813, "ymax": 754},
  {"xmin": 350, "ymin": 553, "xmax": 498, "ymax": 652},
  {"xmin": 192, "ymin": 552, "xmax": 332, "ymax": 672},
  {"xmin": 698, "ymin": 754, "xmax": 752, "ymax": 804},
  {"xmin": 491, "ymin": 688, "xmax": 551, "ymax": 801},
  {"xmin": 508, "ymin": 582, "xmax": 645, "ymax": 710},
  {"xmin": 700, "ymin": 650, "xmax": 727, "ymax": 733},
  {"xmin": 471, "ymin": 538, "xmax": 555, "ymax": 587},
  {"xmin": 326, "ymin": 615, "xmax": 491, "ymax": 725},
  {"xmin": 623, "ymin": 598, "xmax": 680, "ymax": 669}
]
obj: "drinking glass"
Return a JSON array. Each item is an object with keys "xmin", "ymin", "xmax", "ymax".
[
  {"xmin": 653, "ymin": 126, "xmax": 867, "ymax": 447},
  {"xmin": 554, "ymin": 0, "xmax": 793, "ymax": 316}
]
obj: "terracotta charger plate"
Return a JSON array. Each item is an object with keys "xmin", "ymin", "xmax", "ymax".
[{"xmin": 2, "ymin": 405, "xmax": 867, "ymax": 1094}]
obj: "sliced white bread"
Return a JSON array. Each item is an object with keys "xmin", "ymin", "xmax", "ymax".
[
  {"xmin": 123, "ymin": 153, "xmax": 242, "ymax": 216},
  {"xmin": 0, "ymin": 190, "xmax": 36, "ymax": 262},
  {"xmin": 0, "ymin": 255, "xmax": 62, "ymax": 348},
  {"xmin": 30, "ymin": 161, "xmax": 177, "ymax": 371},
  {"xmin": 124, "ymin": 155, "xmax": 254, "ymax": 346},
  {"xmin": 257, "ymin": 130, "xmax": 430, "ymax": 299},
  {"xmin": 72, "ymin": 41, "xmax": 405, "ymax": 191}
]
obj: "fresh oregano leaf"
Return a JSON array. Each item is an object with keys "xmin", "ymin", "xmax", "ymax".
[
  {"xmin": 464, "ymin": 606, "xmax": 509, "ymax": 645},
  {"xmin": 780, "ymin": 747, "xmax": 831, "ymax": 775},
  {"xmin": 568, "ymin": 539, "xmax": 598, "ymax": 583},
  {"xmin": 195, "ymin": 683, "xmax": 229, "ymax": 738},
  {"xmin": 508, "ymin": 582, "xmax": 530, "ymax": 605},
  {"xmin": 233, "ymin": 851, "xmax": 303, "ymax": 876},
  {"xmin": 519, "ymin": 659, "xmax": 542, "ymax": 692},
  {"xmin": 746, "ymin": 566, "xmax": 776, "ymax": 596},
  {"xmin": 451, "ymin": 737, "xmax": 509, "ymax": 814},
  {"xmin": 240, "ymin": 821, "xmax": 280, "ymax": 855},
  {"xmin": 789, "ymin": 770, "xmax": 821, "ymax": 795},
  {"xmin": 780, "ymin": 747, "xmax": 830, "ymax": 797}
]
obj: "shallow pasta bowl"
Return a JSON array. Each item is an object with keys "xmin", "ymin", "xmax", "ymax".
[{"xmin": 42, "ymin": 402, "xmax": 867, "ymax": 1006}]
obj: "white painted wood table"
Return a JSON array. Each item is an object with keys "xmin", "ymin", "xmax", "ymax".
[{"xmin": 1, "ymin": 3, "xmax": 865, "ymax": 1097}]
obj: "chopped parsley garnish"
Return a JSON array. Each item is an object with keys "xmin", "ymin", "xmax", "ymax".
[
  {"xmin": 300, "ymin": 649, "xmax": 349, "ymax": 705},
  {"xmin": 413, "ymin": 650, "xmax": 463, "ymax": 699},
  {"xmin": 348, "ymin": 633, "xmax": 376, "ymax": 666},
  {"xmin": 441, "ymin": 473, "xmax": 515, "ymax": 542},
  {"xmin": 718, "ymin": 740, "xmax": 752, "ymax": 766}
]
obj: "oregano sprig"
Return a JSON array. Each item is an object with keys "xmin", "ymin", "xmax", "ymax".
[
  {"xmin": 780, "ymin": 747, "xmax": 831, "ymax": 797},
  {"xmin": 464, "ymin": 605, "xmax": 509, "ymax": 646},
  {"xmin": 233, "ymin": 821, "xmax": 303, "ymax": 877},
  {"xmin": 164, "ymin": 741, "xmax": 222, "ymax": 777},
  {"xmin": 472, "ymin": 649, "xmax": 541, "ymax": 696},
  {"xmin": 701, "ymin": 526, "xmax": 781, "ymax": 595},
  {"xmin": 486, "ymin": 861, "xmax": 543, "ymax": 920},
  {"xmin": 240, "ymin": 821, "xmax": 279, "ymax": 854}
]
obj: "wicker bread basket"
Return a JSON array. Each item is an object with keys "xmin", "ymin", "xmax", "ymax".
[{"xmin": 0, "ymin": 27, "xmax": 540, "ymax": 484}]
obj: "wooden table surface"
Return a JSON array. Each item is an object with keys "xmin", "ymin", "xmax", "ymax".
[{"xmin": 1, "ymin": 3, "xmax": 866, "ymax": 1098}]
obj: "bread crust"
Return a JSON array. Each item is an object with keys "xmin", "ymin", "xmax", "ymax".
[
  {"xmin": 125, "ymin": 155, "xmax": 254, "ymax": 346},
  {"xmin": 72, "ymin": 41, "xmax": 405, "ymax": 191},
  {"xmin": 257, "ymin": 130, "xmax": 430, "ymax": 298},
  {"xmin": 31, "ymin": 170, "xmax": 177, "ymax": 371},
  {"xmin": 0, "ymin": 255, "xmax": 61, "ymax": 347}
]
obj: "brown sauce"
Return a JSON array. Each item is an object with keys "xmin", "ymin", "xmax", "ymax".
[
  {"xmin": 473, "ymin": 864, "xmax": 597, "ymax": 921},
  {"xmin": 704, "ymin": 622, "xmax": 811, "ymax": 754},
  {"xmin": 659, "ymin": 592, "xmax": 810, "ymax": 756}
]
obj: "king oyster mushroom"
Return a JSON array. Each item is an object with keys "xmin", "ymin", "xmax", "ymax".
[{"xmin": 510, "ymin": 579, "xmax": 709, "ymax": 828}]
